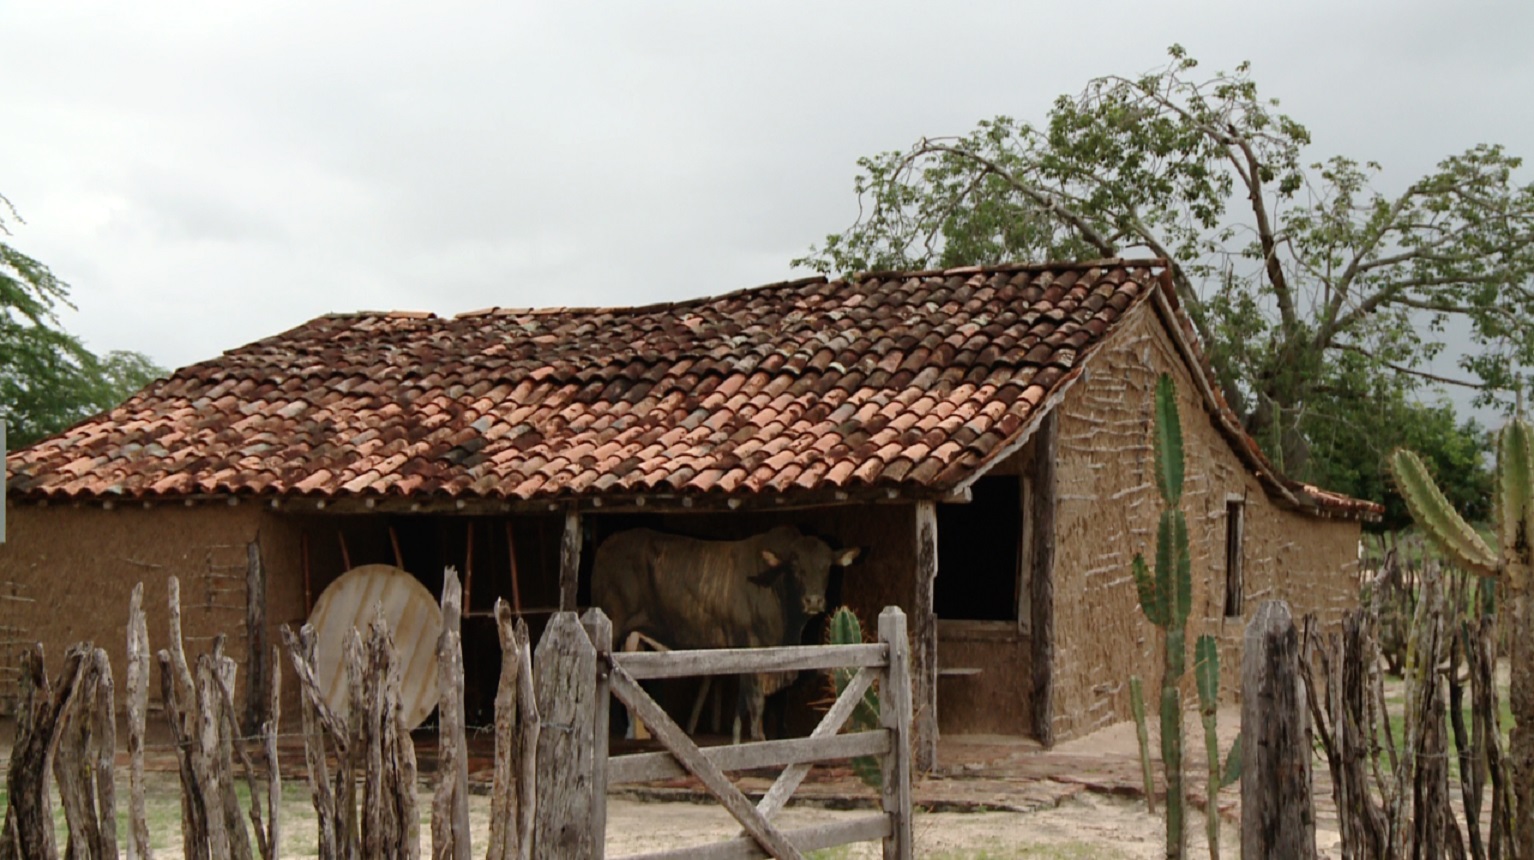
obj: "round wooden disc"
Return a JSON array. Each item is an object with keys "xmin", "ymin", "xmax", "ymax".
[{"xmin": 308, "ymin": 564, "xmax": 443, "ymax": 730}]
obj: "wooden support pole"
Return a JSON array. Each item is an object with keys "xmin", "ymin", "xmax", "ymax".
[
  {"xmin": 464, "ymin": 521, "xmax": 477, "ymax": 617},
  {"xmin": 1030, "ymin": 412, "xmax": 1058, "ymax": 747},
  {"xmin": 507, "ymin": 521, "xmax": 524, "ymax": 616},
  {"xmin": 912, "ymin": 501, "xmax": 939, "ymax": 773},
  {"xmin": 246, "ymin": 539, "xmax": 269, "ymax": 735},
  {"xmin": 559, "ymin": 507, "xmax": 581, "ymax": 612},
  {"xmin": 581, "ymin": 608, "xmax": 613, "ymax": 860},
  {"xmin": 338, "ymin": 532, "xmax": 352, "ymax": 572},
  {"xmin": 878, "ymin": 607, "xmax": 914, "ymax": 860},
  {"xmin": 301, "ymin": 532, "xmax": 314, "ymax": 616},
  {"xmin": 389, "ymin": 525, "xmax": 404, "ymax": 569},
  {"xmin": 1241, "ymin": 600, "xmax": 1315, "ymax": 859},
  {"xmin": 534, "ymin": 612, "xmax": 597, "ymax": 859}
]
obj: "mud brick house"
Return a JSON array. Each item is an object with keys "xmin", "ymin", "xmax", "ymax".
[{"xmin": 2, "ymin": 258, "xmax": 1376, "ymax": 768}]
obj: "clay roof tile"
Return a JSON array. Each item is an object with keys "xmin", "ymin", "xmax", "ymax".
[{"xmin": 2, "ymin": 258, "xmax": 1361, "ymax": 515}]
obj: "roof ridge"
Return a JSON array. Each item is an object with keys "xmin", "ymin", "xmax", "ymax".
[
  {"xmin": 854, "ymin": 257, "xmax": 1166, "ymax": 282},
  {"xmin": 339, "ymin": 261, "xmax": 1170, "ymax": 324}
]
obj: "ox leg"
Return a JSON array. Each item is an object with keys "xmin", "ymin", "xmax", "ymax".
[
  {"xmin": 734, "ymin": 674, "xmax": 766, "ymax": 744},
  {"xmin": 685, "ymin": 676, "xmax": 712, "ymax": 735},
  {"xmin": 623, "ymin": 631, "xmax": 651, "ymax": 740}
]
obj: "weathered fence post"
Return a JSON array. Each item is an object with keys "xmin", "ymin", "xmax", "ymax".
[
  {"xmin": 1241, "ymin": 600, "xmax": 1315, "ymax": 859},
  {"xmin": 127, "ymin": 583, "xmax": 154, "ymax": 860},
  {"xmin": 433, "ymin": 567, "xmax": 472, "ymax": 860},
  {"xmin": 581, "ymin": 608, "xmax": 613, "ymax": 860},
  {"xmin": 245, "ymin": 540, "xmax": 269, "ymax": 735},
  {"xmin": 878, "ymin": 607, "xmax": 914, "ymax": 860},
  {"xmin": 534, "ymin": 611, "xmax": 597, "ymax": 859},
  {"xmin": 489, "ymin": 601, "xmax": 538, "ymax": 860}
]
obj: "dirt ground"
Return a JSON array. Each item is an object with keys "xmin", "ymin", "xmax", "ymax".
[
  {"xmin": 83, "ymin": 772, "xmax": 1243, "ymax": 859},
  {"xmin": 7, "ymin": 703, "xmax": 1302, "ymax": 858}
]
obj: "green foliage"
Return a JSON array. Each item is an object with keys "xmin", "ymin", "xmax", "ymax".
[
  {"xmin": 799, "ymin": 45, "xmax": 1534, "ymax": 484},
  {"xmin": 1308, "ymin": 392, "xmax": 1493, "ymax": 534},
  {"xmin": 0, "ymin": 194, "xmax": 166, "ymax": 448},
  {"xmin": 824, "ymin": 606, "xmax": 881, "ymax": 788}
]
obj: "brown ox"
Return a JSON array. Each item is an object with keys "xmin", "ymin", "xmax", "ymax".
[{"xmin": 592, "ymin": 525, "xmax": 860, "ymax": 741}]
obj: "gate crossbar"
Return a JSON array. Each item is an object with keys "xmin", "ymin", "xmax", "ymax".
[
  {"xmin": 754, "ymin": 666, "xmax": 876, "ymax": 820},
  {"xmin": 609, "ymin": 664, "xmax": 805, "ymax": 859}
]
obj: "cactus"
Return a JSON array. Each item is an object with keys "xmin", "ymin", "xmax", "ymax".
[
  {"xmin": 1130, "ymin": 675, "xmax": 1156, "ymax": 814},
  {"xmin": 825, "ymin": 606, "xmax": 881, "ymax": 788},
  {"xmin": 1389, "ymin": 417, "xmax": 1534, "ymax": 849},
  {"xmin": 1131, "ymin": 373, "xmax": 1192, "ymax": 860},
  {"xmin": 1194, "ymin": 635, "xmax": 1242, "ymax": 860}
]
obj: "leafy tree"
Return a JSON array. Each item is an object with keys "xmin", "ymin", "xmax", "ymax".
[
  {"xmin": 797, "ymin": 46, "xmax": 1534, "ymax": 484},
  {"xmin": 1307, "ymin": 388, "xmax": 1492, "ymax": 533},
  {"xmin": 0, "ymin": 193, "xmax": 166, "ymax": 448}
]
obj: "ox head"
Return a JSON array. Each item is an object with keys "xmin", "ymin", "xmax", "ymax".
[{"xmin": 751, "ymin": 531, "xmax": 861, "ymax": 618}]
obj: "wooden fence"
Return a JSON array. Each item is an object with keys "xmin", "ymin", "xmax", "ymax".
[
  {"xmin": 0, "ymin": 573, "xmax": 912, "ymax": 860},
  {"xmin": 531, "ymin": 605, "xmax": 914, "ymax": 860}
]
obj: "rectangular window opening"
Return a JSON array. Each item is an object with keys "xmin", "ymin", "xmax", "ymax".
[
  {"xmin": 935, "ymin": 475, "xmax": 1025, "ymax": 622},
  {"xmin": 1224, "ymin": 499, "xmax": 1245, "ymax": 618}
]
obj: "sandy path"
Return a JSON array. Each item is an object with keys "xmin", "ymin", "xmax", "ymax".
[{"xmin": 602, "ymin": 793, "xmax": 1239, "ymax": 858}]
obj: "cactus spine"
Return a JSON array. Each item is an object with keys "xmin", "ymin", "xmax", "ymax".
[
  {"xmin": 1389, "ymin": 417, "xmax": 1534, "ymax": 849},
  {"xmin": 1131, "ymin": 373, "xmax": 1192, "ymax": 860}
]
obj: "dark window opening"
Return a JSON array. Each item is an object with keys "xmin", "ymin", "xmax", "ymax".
[
  {"xmin": 935, "ymin": 476, "xmax": 1025, "ymax": 622},
  {"xmin": 1224, "ymin": 500, "xmax": 1244, "ymax": 618}
]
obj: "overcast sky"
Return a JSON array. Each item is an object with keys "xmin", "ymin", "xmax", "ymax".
[{"xmin": 3, "ymin": 1, "xmax": 1531, "ymax": 379}]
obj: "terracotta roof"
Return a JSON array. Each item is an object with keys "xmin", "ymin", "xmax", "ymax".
[{"xmin": 5, "ymin": 259, "xmax": 1376, "ymax": 518}]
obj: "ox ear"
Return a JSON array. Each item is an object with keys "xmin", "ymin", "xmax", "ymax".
[
  {"xmin": 833, "ymin": 547, "xmax": 862, "ymax": 567},
  {"xmin": 750, "ymin": 548, "xmax": 786, "ymax": 587}
]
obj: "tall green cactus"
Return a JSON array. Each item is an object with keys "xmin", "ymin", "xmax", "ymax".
[
  {"xmin": 1131, "ymin": 373, "xmax": 1192, "ymax": 860},
  {"xmin": 1389, "ymin": 417, "xmax": 1534, "ymax": 850},
  {"xmin": 1194, "ymin": 635, "xmax": 1242, "ymax": 860},
  {"xmin": 825, "ymin": 606, "xmax": 881, "ymax": 788}
]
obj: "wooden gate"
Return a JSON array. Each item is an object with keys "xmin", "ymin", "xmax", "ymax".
[{"xmin": 532, "ymin": 606, "xmax": 915, "ymax": 860}]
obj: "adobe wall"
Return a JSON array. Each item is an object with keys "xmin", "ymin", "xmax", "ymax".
[
  {"xmin": 0, "ymin": 501, "xmax": 268, "ymax": 714},
  {"xmin": 1047, "ymin": 301, "xmax": 1362, "ymax": 742}
]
